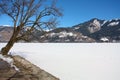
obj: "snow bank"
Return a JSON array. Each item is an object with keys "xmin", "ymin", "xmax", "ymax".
[
  {"xmin": 0, "ymin": 54, "xmax": 19, "ymax": 71},
  {"xmin": 0, "ymin": 54, "xmax": 13, "ymax": 64}
]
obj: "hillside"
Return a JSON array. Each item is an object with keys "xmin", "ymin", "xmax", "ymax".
[{"xmin": 0, "ymin": 18, "xmax": 120, "ymax": 43}]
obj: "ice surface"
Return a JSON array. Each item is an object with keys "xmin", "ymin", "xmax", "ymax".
[{"xmin": 0, "ymin": 43, "xmax": 120, "ymax": 80}]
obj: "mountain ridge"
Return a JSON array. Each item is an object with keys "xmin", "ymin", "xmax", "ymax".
[{"xmin": 0, "ymin": 18, "xmax": 120, "ymax": 42}]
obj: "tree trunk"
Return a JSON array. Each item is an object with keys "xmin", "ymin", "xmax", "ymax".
[
  {"xmin": 1, "ymin": 35, "xmax": 16, "ymax": 55},
  {"xmin": 0, "ymin": 26, "xmax": 21, "ymax": 55}
]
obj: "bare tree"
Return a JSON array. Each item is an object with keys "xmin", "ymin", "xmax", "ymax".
[{"xmin": 0, "ymin": 0, "xmax": 62, "ymax": 55}]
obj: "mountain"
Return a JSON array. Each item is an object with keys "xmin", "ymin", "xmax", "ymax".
[
  {"xmin": 0, "ymin": 26, "xmax": 13, "ymax": 42},
  {"xmin": 72, "ymin": 18, "xmax": 120, "ymax": 42},
  {"xmin": 72, "ymin": 18, "xmax": 104, "ymax": 35},
  {"xmin": 38, "ymin": 28, "xmax": 95, "ymax": 42},
  {"xmin": 0, "ymin": 18, "xmax": 120, "ymax": 43}
]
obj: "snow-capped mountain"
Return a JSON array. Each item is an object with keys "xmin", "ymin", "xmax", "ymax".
[
  {"xmin": 91, "ymin": 19, "xmax": 120, "ymax": 42},
  {"xmin": 36, "ymin": 18, "xmax": 120, "ymax": 42},
  {"xmin": 72, "ymin": 18, "xmax": 104, "ymax": 35},
  {"xmin": 0, "ymin": 18, "xmax": 120, "ymax": 42},
  {"xmin": 72, "ymin": 18, "xmax": 120, "ymax": 42}
]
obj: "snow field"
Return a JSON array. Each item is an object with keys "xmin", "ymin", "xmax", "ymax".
[{"xmin": 0, "ymin": 43, "xmax": 120, "ymax": 80}]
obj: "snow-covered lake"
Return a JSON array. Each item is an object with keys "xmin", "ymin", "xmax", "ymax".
[{"xmin": 0, "ymin": 43, "xmax": 120, "ymax": 80}]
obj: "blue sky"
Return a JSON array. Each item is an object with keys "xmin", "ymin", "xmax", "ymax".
[
  {"xmin": 57, "ymin": 0, "xmax": 120, "ymax": 27},
  {"xmin": 0, "ymin": 0, "xmax": 120, "ymax": 27}
]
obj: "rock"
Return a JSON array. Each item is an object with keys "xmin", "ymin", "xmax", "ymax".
[
  {"xmin": 0, "ymin": 56, "xmax": 60, "ymax": 80},
  {"xmin": 0, "ymin": 59, "xmax": 17, "ymax": 80}
]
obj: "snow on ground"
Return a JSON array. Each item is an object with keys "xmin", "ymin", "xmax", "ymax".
[
  {"xmin": 0, "ymin": 43, "xmax": 120, "ymax": 80},
  {"xmin": 48, "ymin": 32, "xmax": 75, "ymax": 38},
  {"xmin": 0, "ymin": 52, "xmax": 19, "ymax": 71},
  {"xmin": 108, "ymin": 21, "xmax": 119, "ymax": 26},
  {"xmin": 74, "ymin": 27, "xmax": 80, "ymax": 30},
  {"xmin": 101, "ymin": 20, "xmax": 107, "ymax": 26},
  {"xmin": 100, "ymin": 37, "xmax": 109, "ymax": 42}
]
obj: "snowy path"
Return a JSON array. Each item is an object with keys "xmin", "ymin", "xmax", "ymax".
[{"xmin": 0, "ymin": 43, "xmax": 120, "ymax": 80}]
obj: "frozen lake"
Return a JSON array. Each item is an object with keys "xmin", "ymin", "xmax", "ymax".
[{"xmin": 0, "ymin": 43, "xmax": 120, "ymax": 80}]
